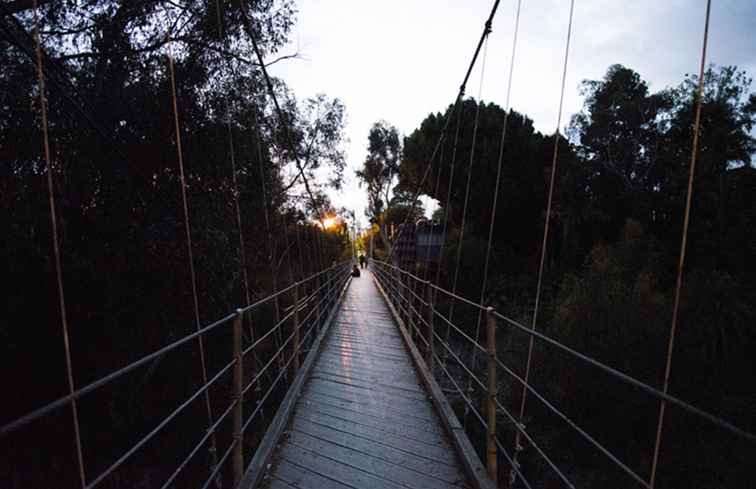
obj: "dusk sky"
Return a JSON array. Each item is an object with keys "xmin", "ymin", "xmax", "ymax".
[{"xmin": 269, "ymin": 0, "xmax": 756, "ymax": 226}]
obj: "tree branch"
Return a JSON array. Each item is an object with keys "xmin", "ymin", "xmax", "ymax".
[
  {"xmin": 282, "ymin": 117, "xmax": 321, "ymax": 192},
  {"xmin": 238, "ymin": 0, "xmax": 324, "ymax": 219}
]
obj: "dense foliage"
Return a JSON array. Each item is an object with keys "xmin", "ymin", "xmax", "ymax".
[
  {"xmin": 1, "ymin": 1, "xmax": 349, "ymax": 487},
  {"xmin": 391, "ymin": 64, "xmax": 756, "ymax": 488}
]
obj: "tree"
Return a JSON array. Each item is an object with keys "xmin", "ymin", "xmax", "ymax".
[
  {"xmin": 355, "ymin": 120, "xmax": 402, "ymax": 250},
  {"xmin": 356, "ymin": 120, "xmax": 402, "ymax": 224},
  {"xmin": 402, "ymin": 99, "xmax": 566, "ymax": 270},
  {"xmin": 383, "ymin": 188, "xmax": 425, "ymax": 229},
  {"xmin": 659, "ymin": 65, "xmax": 756, "ymax": 271},
  {"xmin": 0, "ymin": 2, "xmax": 351, "ymax": 487},
  {"xmin": 568, "ymin": 64, "xmax": 673, "ymax": 240},
  {"xmin": 273, "ymin": 92, "xmax": 347, "ymax": 218}
]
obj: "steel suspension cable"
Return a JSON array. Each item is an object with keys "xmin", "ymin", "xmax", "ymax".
[
  {"xmin": 0, "ymin": 7, "xmax": 132, "ymax": 166},
  {"xmin": 166, "ymin": 36, "xmax": 219, "ymax": 474},
  {"xmin": 31, "ymin": 1, "xmax": 86, "ymax": 486},
  {"xmin": 0, "ymin": 267, "xmax": 343, "ymax": 440},
  {"xmin": 212, "ymin": 0, "xmax": 266, "ymax": 391},
  {"xmin": 279, "ymin": 212, "xmax": 298, "ymax": 284},
  {"xmin": 448, "ymin": 36, "xmax": 490, "ymax": 330},
  {"xmin": 214, "ymin": 0, "xmax": 252, "ymax": 320},
  {"xmin": 253, "ymin": 105, "xmax": 280, "ymax": 300},
  {"xmin": 473, "ymin": 0, "xmax": 522, "ymax": 336},
  {"xmin": 370, "ymin": 259, "xmax": 756, "ymax": 443},
  {"xmin": 648, "ymin": 1, "xmax": 712, "ymax": 486},
  {"xmin": 238, "ymin": 0, "xmax": 331, "ymax": 285},
  {"xmin": 310, "ymin": 224, "xmax": 325, "ymax": 272},
  {"xmin": 253, "ymin": 105, "xmax": 291, "ymax": 378},
  {"xmin": 420, "ymin": 136, "xmax": 447, "ymax": 283},
  {"xmin": 237, "ymin": 0, "xmax": 325, "ymax": 221},
  {"xmin": 386, "ymin": 1, "xmax": 503, "ymax": 262},
  {"xmin": 464, "ymin": 0, "xmax": 523, "ymax": 439},
  {"xmin": 434, "ymin": 100, "xmax": 466, "ymax": 293},
  {"xmin": 294, "ymin": 215, "xmax": 306, "ymax": 279},
  {"xmin": 511, "ymin": 0, "xmax": 575, "ymax": 481}
]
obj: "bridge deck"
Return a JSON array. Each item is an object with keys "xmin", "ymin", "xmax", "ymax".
[{"xmin": 261, "ymin": 271, "xmax": 471, "ymax": 489}]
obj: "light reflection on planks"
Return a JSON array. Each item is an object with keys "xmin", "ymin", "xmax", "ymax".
[{"xmin": 262, "ymin": 271, "xmax": 471, "ymax": 489}]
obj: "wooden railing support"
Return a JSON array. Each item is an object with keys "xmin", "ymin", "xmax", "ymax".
[
  {"xmin": 486, "ymin": 306, "xmax": 497, "ymax": 483},
  {"xmin": 293, "ymin": 281, "xmax": 300, "ymax": 371},
  {"xmin": 232, "ymin": 309, "xmax": 244, "ymax": 487},
  {"xmin": 425, "ymin": 280, "xmax": 435, "ymax": 370}
]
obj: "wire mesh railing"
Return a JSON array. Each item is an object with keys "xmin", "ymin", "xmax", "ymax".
[
  {"xmin": 0, "ymin": 261, "xmax": 351, "ymax": 489},
  {"xmin": 370, "ymin": 259, "xmax": 756, "ymax": 488}
]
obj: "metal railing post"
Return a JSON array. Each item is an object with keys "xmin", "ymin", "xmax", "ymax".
[
  {"xmin": 293, "ymin": 281, "xmax": 300, "ymax": 371},
  {"xmin": 486, "ymin": 306, "xmax": 497, "ymax": 483},
  {"xmin": 232, "ymin": 309, "xmax": 244, "ymax": 487},
  {"xmin": 426, "ymin": 280, "xmax": 435, "ymax": 370}
]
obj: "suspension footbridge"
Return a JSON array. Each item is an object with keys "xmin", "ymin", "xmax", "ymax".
[{"xmin": 2, "ymin": 0, "xmax": 755, "ymax": 488}]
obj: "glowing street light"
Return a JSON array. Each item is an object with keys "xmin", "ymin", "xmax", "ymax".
[{"xmin": 320, "ymin": 215, "xmax": 339, "ymax": 230}]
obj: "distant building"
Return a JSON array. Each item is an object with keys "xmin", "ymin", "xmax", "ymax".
[
  {"xmin": 415, "ymin": 219, "xmax": 444, "ymax": 265},
  {"xmin": 392, "ymin": 219, "xmax": 444, "ymax": 271},
  {"xmin": 393, "ymin": 222, "xmax": 416, "ymax": 271}
]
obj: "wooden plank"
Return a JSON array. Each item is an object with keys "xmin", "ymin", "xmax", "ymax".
[
  {"xmin": 323, "ymin": 334, "xmax": 407, "ymax": 353},
  {"xmin": 301, "ymin": 382, "xmax": 437, "ymax": 418},
  {"xmin": 296, "ymin": 403, "xmax": 447, "ymax": 444},
  {"xmin": 293, "ymin": 412, "xmax": 458, "ymax": 463},
  {"xmin": 298, "ymin": 397, "xmax": 446, "ymax": 436},
  {"xmin": 265, "ymin": 477, "xmax": 298, "ymax": 489},
  {"xmin": 312, "ymin": 356, "xmax": 415, "ymax": 376},
  {"xmin": 253, "ymin": 273, "xmax": 473, "ymax": 489},
  {"xmin": 279, "ymin": 446, "xmax": 406, "ymax": 489},
  {"xmin": 290, "ymin": 420, "xmax": 465, "ymax": 479},
  {"xmin": 316, "ymin": 349, "xmax": 412, "ymax": 367},
  {"xmin": 370, "ymin": 273, "xmax": 496, "ymax": 489},
  {"xmin": 323, "ymin": 334, "xmax": 408, "ymax": 350},
  {"xmin": 269, "ymin": 459, "xmax": 354, "ymax": 489},
  {"xmin": 285, "ymin": 431, "xmax": 465, "ymax": 489},
  {"xmin": 240, "ymin": 274, "xmax": 352, "ymax": 489},
  {"xmin": 305, "ymin": 376, "xmax": 430, "ymax": 402},
  {"xmin": 310, "ymin": 366, "xmax": 425, "ymax": 393},
  {"xmin": 317, "ymin": 346, "xmax": 411, "ymax": 363},
  {"xmin": 309, "ymin": 370, "xmax": 425, "ymax": 394},
  {"xmin": 303, "ymin": 390, "xmax": 437, "ymax": 423}
]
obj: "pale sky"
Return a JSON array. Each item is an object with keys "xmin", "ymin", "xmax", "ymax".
[{"xmin": 268, "ymin": 0, "xmax": 756, "ymax": 227}]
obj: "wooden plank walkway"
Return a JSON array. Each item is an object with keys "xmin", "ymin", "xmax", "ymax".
[{"xmin": 261, "ymin": 271, "xmax": 472, "ymax": 489}]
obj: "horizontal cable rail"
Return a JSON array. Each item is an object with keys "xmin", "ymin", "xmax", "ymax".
[
  {"xmin": 0, "ymin": 263, "xmax": 347, "ymax": 438},
  {"xmin": 492, "ymin": 349, "xmax": 650, "ymax": 488},
  {"xmin": 198, "ymin": 312, "xmax": 316, "ymax": 489},
  {"xmin": 431, "ymin": 341, "xmax": 534, "ymax": 489},
  {"xmin": 489, "ymin": 309, "xmax": 756, "ymax": 443},
  {"xmin": 377, "ymin": 257, "xmax": 567, "ymax": 486},
  {"xmin": 159, "ymin": 399, "xmax": 238, "ymax": 489},
  {"xmin": 199, "ymin": 268, "xmax": 348, "ymax": 488},
  {"xmin": 2, "ymin": 261, "xmax": 352, "ymax": 489},
  {"xmin": 85, "ymin": 357, "xmax": 237, "ymax": 488},
  {"xmin": 370, "ymin": 259, "xmax": 756, "ymax": 488}
]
